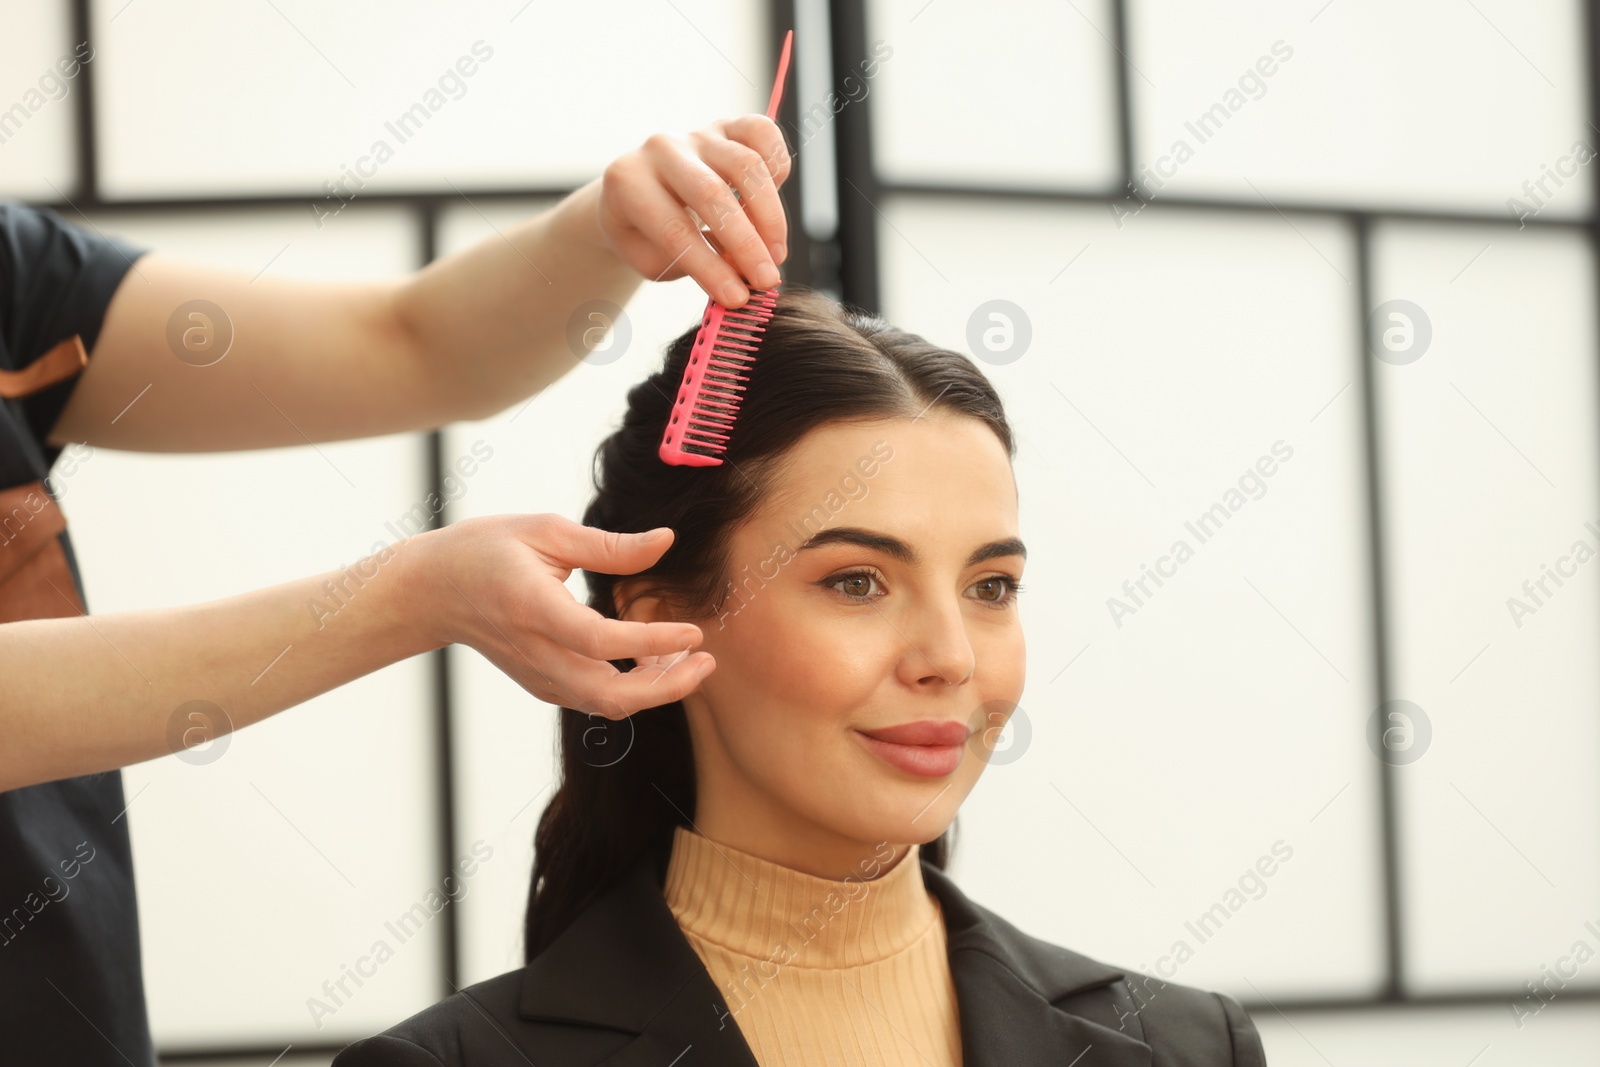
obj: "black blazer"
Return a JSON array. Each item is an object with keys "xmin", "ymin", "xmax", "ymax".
[{"xmin": 333, "ymin": 852, "xmax": 1268, "ymax": 1066}]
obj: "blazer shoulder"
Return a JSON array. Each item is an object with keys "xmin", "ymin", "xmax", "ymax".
[
  {"xmin": 332, "ymin": 1033, "xmax": 447, "ymax": 1067},
  {"xmin": 1115, "ymin": 970, "xmax": 1267, "ymax": 1067},
  {"xmin": 331, "ymin": 969, "xmax": 525, "ymax": 1067},
  {"xmin": 937, "ymin": 876, "xmax": 1264, "ymax": 1067}
]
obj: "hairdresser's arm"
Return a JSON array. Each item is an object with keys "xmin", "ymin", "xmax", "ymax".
[
  {"xmin": 0, "ymin": 517, "xmax": 714, "ymax": 793},
  {"xmin": 45, "ymin": 114, "xmax": 791, "ymax": 453}
]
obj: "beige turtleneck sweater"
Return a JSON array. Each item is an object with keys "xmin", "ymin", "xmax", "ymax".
[{"xmin": 662, "ymin": 824, "xmax": 962, "ymax": 1066}]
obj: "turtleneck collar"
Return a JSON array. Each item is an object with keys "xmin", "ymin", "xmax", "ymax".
[{"xmin": 662, "ymin": 824, "xmax": 940, "ymax": 969}]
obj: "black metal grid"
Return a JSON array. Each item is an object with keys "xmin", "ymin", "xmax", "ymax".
[
  {"xmin": 825, "ymin": 0, "xmax": 1600, "ymax": 1026},
  {"xmin": 19, "ymin": 0, "xmax": 1598, "ymax": 1060},
  {"xmin": 30, "ymin": 2, "xmax": 810, "ymax": 1062}
]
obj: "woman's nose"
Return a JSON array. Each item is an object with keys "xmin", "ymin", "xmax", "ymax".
[{"xmin": 894, "ymin": 597, "xmax": 977, "ymax": 688}]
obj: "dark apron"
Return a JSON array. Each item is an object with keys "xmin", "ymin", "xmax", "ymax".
[
  {"xmin": 0, "ymin": 334, "xmax": 156, "ymax": 1067},
  {"xmin": 0, "ymin": 335, "xmax": 87, "ymax": 622}
]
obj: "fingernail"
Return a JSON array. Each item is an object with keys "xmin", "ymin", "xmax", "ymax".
[
  {"xmin": 771, "ymin": 242, "xmax": 787, "ymax": 263},
  {"xmin": 722, "ymin": 282, "xmax": 748, "ymax": 306},
  {"xmin": 757, "ymin": 263, "xmax": 781, "ymax": 290}
]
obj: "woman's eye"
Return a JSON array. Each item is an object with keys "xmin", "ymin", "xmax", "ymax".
[
  {"xmin": 826, "ymin": 570, "xmax": 883, "ymax": 601},
  {"xmin": 971, "ymin": 576, "xmax": 1025, "ymax": 606},
  {"xmin": 823, "ymin": 571, "xmax": 1024, "ymax": 606}
]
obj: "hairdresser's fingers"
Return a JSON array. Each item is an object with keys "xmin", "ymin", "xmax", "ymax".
[
  {"xmin": 465, "ymin": 595, "xmax": 689, "ymax": 703},
  {"xmin": 693, "ymin": 131, "xmax": 787, "ymax": 266},
  {"xmin": 488, "ymin": 641, "xmax": 713, "ymax": 719},
  {"xmin": 716, "ymin": 113, "xmax": 792, "ymax": 189},
  {"xmin": 585, "ymin": 650, "xmax": 717, "ymax": 719},
  {"xmin": 531, "ymin": 515, "xmax": 681, "ymax": 580},
  {"xmin": 517, "ymin": 517, "xmax": 716, "ymax": 659},
  {"xmin": 602, "ymin": 148, "xmax": 746, "ymax": 300},
  {"xmin": 532, "ymin": 589, "xmax": 706, "ymax": 664},
  {"xmin": 421, "ymin": 513, "xmax": 706, "ymax": 690},
  {"xmin": 640, "ymin": 176, "xmax": 754, "ymax": 306},
  {"xmin": 505, "ymin": 635, "xmax": 714, "ymax": 719},
  {"xmin": 645, "ymin": 133, "xmax": 779, "ymax": 293},
  {"xmin": 598, "ymin": 153, "xmax": 723, "ymax": 297}
]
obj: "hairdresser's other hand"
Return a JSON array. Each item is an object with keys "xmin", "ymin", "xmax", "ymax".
[
  {"xmin": 596, "ymin": 114, "xmax": 791, "ymax": 308},
  {"xmin": 414, "ymin": 514, "xmax": 715, "ymax": 718}
]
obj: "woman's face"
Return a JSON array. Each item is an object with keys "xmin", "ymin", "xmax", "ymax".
[{"xmin": 623, "ymin": 412, "xmax": 1025, "ymax": 878}]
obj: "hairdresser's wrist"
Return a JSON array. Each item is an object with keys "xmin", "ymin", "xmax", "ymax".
[
  {"xmin": 556, "ymin": 176, "xmax": 623, "ymax": 263},
  {"xmin": 397, "ymin": 520, "xmax": 523, "ymax": 654},
  {"xmin": 387, "ymin": 528, "xmax": 457, "ymax": 654}
]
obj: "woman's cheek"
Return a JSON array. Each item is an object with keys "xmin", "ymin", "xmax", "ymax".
[{"xmin": 766, "ymin": 603, "xmax": 868, "ymax": 670}]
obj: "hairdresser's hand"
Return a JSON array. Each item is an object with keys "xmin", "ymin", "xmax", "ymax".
[
  {"xmin": 414, "ymin": 514, "xmax": 715, "ymax": 718},
  {"xmin": 596, "ymin": 114, "xmax": 792, "ymax": 308}
]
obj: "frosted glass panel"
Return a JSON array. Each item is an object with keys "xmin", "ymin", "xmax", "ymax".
[
  {"xmin": 85, "ymin": 202, "xmax": 419, "ymax": 287},
  {"xmin": 867, "ymin": 0, "xmax": 1119, "ymax": 191},
  {"xmin": 32, "ymin": 0, "xmax": 1596, "ymax": 1049},
  {"xmin": 433, "ymin": 199, "xmax": 720, "ymax": 984},
  {"xmin": 1256, "ymin": 1003, "xmax": 1600, "ymax": 1067},
  {"xmin": 93, "ymin": 0, "xmax": 765, "ymax": 197},
  {"xmin": 879, "ymin": 194, "xmax": 1382, "ymax": 997},
  {"xmin": 1372, "ymin": 221, "xmax": 1600, "ymax": 992},
  {"xmin": 0, "ymin": 0, "xmax": 78, "ymax": 199},
  {"xmin": 64, "ymin": 207, "xmax": 442, "ymax": 1045},
  {"xmin": 1128, "ymin": 0, "xmax": 1590, "ymax": 216}
]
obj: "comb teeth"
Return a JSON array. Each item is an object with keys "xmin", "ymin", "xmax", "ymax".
[{"xmin": 659, "ymin": 287, "xmax": 780, "ymax": 467}]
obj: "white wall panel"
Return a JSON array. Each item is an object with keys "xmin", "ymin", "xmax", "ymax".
[
  {"xmin": 433, "ymin": 199, "xmax": 717, "ymax": 984},
  {"xmin": 64, "ymin": 206, "xmax": 442, "ymax": 1045},
  {"xmin": 92, "ymin": 0, "xmax": 766, "ymax": 198},
  {"xmin": 1373, "ymin": 220, "xmax": 1600, "ymax": 992},
  {"xmin": 0, "ymin": 0, "xmax": 78, "ymax": 199},
  {"xmin": 867, "ymin": 0, "xmax": 1120, "ymax": 191},
  {"xmin": 1256, "ymin": 1002, "xmax": 1600, "ymax": 1067},
  {"xmin": 1128, "ymin": 0, "xmax": 1589, "ymax": 217},
  {"xmin": 878, "ymin": 194, "xmax": 1383, "ymax": 998},
  {"xmin": 13, "ymin": 0, "xmax": 1594, "ymax": 1053}
]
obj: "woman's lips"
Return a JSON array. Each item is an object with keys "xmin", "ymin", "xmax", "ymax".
[{"xmin": 853, "ymin": 721, "xmax": 970, "ymax": 778}]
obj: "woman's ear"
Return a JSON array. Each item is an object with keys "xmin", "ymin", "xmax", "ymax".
[
  {"xmin": 612, "ymin": 578, "xmax": 673, "ymax": 624},
  {"xmin": 611, "ymin": 578, "xmax": 639, "ymax": 621}
]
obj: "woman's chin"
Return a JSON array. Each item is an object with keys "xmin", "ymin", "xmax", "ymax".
[{"xmin": 835, "ymin": 791, "xmax": 960, "ymax": 849}]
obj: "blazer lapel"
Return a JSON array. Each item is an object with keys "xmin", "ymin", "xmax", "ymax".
[
  {"xmin": 517, "ymin": 856, "xmax": 761, "ymax": 1067},
  {"xmin": 517, "ymin": 852, "xmax": 1152, "ymax": 1067},
  {"xmin": 922, "ymin": 863, "xmax": 1153, "ymax": 1067}
]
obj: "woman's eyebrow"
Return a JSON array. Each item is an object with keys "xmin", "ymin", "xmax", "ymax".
[{"xmin": 795, "ymin": 527, "xmax": 1026, "ymax": 567}]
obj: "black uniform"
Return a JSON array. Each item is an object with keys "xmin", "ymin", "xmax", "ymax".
[{"xmin": 0, "ymin": 202, "xmax": 154, "ymax": 1067}]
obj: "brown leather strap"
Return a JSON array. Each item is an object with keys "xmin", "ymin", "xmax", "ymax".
[
  {"xmin": 0, "ymin": 480, "xmax": 84, "ymax": 623},
  {"xmin": 0, "ymin": 335, "xmax": 88, "ymax": 399}
]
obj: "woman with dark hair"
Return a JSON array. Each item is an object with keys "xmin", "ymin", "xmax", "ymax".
[{"xmin": 334, "ymin": 285, "xmax": 1268, "ymax": 1066}]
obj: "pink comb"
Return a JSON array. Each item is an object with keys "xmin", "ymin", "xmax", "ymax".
[{"xmin": 658, "ymin": 29, "xmax": 794, "ymax": 467}]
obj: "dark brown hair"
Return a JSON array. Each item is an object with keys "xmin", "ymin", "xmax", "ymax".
[{"xmin": 523, "ymin": 284, "xmax": 1015, "ymax": 962}]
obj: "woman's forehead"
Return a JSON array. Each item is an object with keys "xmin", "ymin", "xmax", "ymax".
[{"xmin": 744, "ymin": 417, "xmax": 1018, "ymax": 553}]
